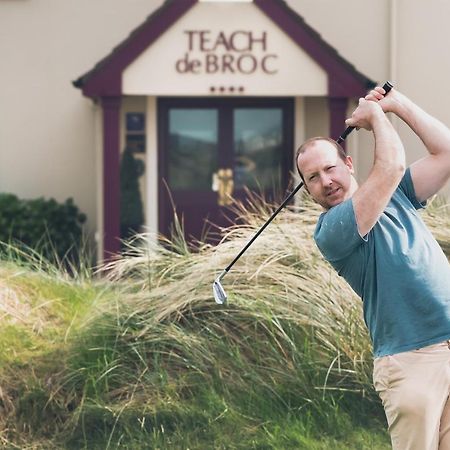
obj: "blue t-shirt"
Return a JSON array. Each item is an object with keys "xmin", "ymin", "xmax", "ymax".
[{"xmin": 314, "ymin": 168, "xmax": 450, "ymax": 357}]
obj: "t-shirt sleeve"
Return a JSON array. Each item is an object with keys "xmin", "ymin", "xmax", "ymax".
[
  {"xmin": 398, "ymin": 167, "xmax": 427, "ymax": 210},
  {"xmin": 314, "ymin": 198, "xmax": 366, "ymax": 263}
]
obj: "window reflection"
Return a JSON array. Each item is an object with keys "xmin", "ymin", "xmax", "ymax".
[
  {"xmin": 168, "ymin": 109, "xmax": 218, "ymax": 190},
  {"xmin": 234, "ymin": 108, "xmax": 283, "ymax": 190}
]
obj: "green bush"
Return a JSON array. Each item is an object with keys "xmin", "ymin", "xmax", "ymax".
[{"xmin": 0, "ymin": 193, "xmax": 86, "ymax": 261}]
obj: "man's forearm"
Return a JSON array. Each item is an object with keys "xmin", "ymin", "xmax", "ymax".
[{"xmin": 372, "ymin": 112, "xmax": 406, "ymax": 172}]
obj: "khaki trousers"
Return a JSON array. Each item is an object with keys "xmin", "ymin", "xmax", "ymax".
[{"xmin": 373, "ymin": 340, "xmax": 450, "ymax": 450}]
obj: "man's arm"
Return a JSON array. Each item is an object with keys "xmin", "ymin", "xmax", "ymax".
[
  {"xmin": 366, "ymin": 87, "xmax": 450, "ymax": 202},
  {"xmin": 345, "ymin": 98, "xmax": 405, "ymax": 237}
]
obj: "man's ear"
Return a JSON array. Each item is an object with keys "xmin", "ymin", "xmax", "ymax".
[
  {"xmin": 296, "ymin": 157, "xmax": 308, "ymax": 191},
  {"xmin": 345, "ymin": 155, "xmax": 354, "ymax": 174}
]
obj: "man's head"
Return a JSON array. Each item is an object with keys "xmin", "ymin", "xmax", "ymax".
[{"xmin": 296, "ymin": 137, "xmax": 356, "ymax": 210}]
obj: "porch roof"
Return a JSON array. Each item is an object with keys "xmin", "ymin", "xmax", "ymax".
[{"xmin": 73, "ymin": 0, "xmax": 375, "ymax": 98}]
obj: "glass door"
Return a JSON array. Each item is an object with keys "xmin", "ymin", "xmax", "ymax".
[{"xmin": 158, "ymin": 98, "xmax": 293, "ymax": 242}]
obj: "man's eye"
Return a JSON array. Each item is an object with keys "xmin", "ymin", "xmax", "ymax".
[
  {"xmin": 326, "ymin": 166, "xmax": 336, "ymax": 171},
  {"xmin": 309, "ymin": 175, "xmax": 317, "ymax": 181}
]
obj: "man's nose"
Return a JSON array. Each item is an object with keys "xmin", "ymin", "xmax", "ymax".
[{"xmin": 320, "ymin": 173, "xmax": 332, "ymax": 187}]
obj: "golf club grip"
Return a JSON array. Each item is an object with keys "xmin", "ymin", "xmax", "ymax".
[{"xmin": 336, "ymin": 81, "xmax": 394, "ymax": 144}]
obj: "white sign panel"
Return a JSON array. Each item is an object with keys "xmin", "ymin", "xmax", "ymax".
[{"xmin": 123, "ymin": 2, "xmax": 327, "ymax": 96}]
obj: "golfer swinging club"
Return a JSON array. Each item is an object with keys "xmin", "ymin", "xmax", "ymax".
[{"xmin": 296, "ymin": 85, "xmax": 450, "ymax": 450}]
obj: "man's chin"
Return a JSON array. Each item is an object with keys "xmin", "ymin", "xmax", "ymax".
[{"xmin": 320, "ymin": 197, "xmax": 344, "ymax": 210}]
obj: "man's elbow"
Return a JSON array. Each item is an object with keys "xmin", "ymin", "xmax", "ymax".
[
  {"xmin": 386, "ymin": 160, "xmax": 406, "ymax": 183},
  {"xmin": 397, "ymin": 160, "xmax": 406, "ymax": 177}
]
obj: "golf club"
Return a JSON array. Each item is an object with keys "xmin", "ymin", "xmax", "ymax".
[{"xmin": 213, "ymin": 81, "xmax": 394, "ymax": 305}]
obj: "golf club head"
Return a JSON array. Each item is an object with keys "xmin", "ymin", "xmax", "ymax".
[{"xmin": 213, "ymin": 271, "xmax": 228, "ymax": 305}]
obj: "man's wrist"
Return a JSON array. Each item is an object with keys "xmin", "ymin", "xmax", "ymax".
[
  {"xmin": 386, "ymin": 90, "xmax": 408, "ymax": 116},
  {"xmin": 371, "ymin": 110, "xmax": 395, "ymax": 135},
  {"xmin": 370, "ymin": 106, "xmax": 388, "ymax": 127}
]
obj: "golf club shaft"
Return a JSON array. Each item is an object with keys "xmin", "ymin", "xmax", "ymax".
[
  {"xmin": 222, "ymin": 81, "xmax": 394, "ymax": 275},
  {"xmin": 224, "ymin": 180, "xmax": 304, "ymax": 273}
]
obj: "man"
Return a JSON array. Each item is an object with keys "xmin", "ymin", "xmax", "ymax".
[{"xmin": 296, "ymin": 85, "xmax": 450, "ymax": 450}]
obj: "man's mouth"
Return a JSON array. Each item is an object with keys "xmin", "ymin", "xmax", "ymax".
[{"xmin": 326, "ymin": 187, "xmax": 340, "ymax": 197}]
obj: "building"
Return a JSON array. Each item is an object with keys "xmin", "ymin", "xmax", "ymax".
[{"xmin": 2, "ymin": 0, "xmax": 450, "ymax": 262}]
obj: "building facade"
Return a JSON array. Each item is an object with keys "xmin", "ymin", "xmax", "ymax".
[{"xmin": 2, "ymin": 0, "xmax": 450, "ymax": 261}]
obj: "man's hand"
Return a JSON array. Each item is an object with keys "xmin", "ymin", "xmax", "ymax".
[
  {"xmin": 345, "ymin": 98, "xmax": 386, "ymax": 131},
  {"xmin": 364, "ymin": 86, "xmax": 404, "ymax": 115}
]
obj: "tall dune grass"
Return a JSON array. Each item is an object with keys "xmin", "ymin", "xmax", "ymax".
[{"xmin": 1, "ymin": 195, "xmax": 449, "ymax": 448}]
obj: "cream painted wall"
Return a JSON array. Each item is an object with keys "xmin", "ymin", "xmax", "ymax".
[
  {"xmin": 286, "ymin": 0, "xmax": 391, "ymax": 84},
  {"xmin": 145, "ymin": 97, "xmax": 159, "ymax": 240}
]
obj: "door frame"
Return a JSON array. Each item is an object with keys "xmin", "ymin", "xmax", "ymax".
[{"xmin": 157, "ymin": 96, "xmax": 294, "ymax": 239}]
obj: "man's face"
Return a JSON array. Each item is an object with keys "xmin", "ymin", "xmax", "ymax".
[{"xmin": 297, "ymin": 141, "xmax": 354, "ymax": 210}]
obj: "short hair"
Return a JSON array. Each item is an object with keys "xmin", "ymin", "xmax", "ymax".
[{"xmin": 295, "ymin": 137, "xmax": 347, "ymax": 182}]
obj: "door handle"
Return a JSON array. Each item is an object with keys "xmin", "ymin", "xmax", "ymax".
[{"xmin": 212, "ymin": 168, "xmax": 234, "ymax": 206}]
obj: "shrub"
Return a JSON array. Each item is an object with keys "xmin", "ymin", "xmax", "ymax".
[{"xmin": 0, "ymin": 193, "xmax": 86, "ymax": 262}]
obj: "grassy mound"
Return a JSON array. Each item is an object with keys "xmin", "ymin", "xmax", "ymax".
[{"xmin": 1, "ymin": 197, "xmax": 448, "ymax": 449}]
